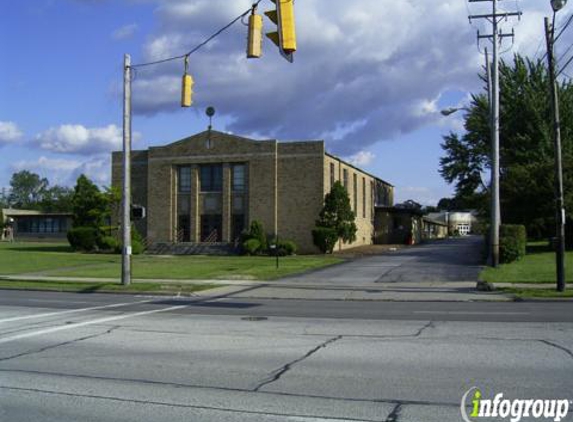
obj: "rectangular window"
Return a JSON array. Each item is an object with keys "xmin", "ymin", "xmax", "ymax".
[
  {"xmin": 330, "ymin": 162, "xmax": 335, "ymax": 190},
  {"xmin": 343, "ymin": 169, "xmax": 348, "ymax": 189},
  {"xmin": 178, "ymin": 166, "xmax": 192, "ymax": 193},
  {"xmin": 200, "ymin": 164, "xmax": 223, "ymax": 192},
  {"xmin": 362, "ymin": 178, "xmax": 366, "ymax": 218},
  {"xmin": 232, "ymin": 164, "xmax": 246, "ymax": 192},
  {"xmin": 353, "ymin": 173, "xmax": 357, "ymax": 213}
]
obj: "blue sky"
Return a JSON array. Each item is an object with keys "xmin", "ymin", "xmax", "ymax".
[{"xmin": 1, "ymin": 0, "xmax": 570, "ymax": 204}]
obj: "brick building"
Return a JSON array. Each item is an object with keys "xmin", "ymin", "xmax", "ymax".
[{"xmin": 111, "ymin": 130, "xmax": 393, "ymax": 253}]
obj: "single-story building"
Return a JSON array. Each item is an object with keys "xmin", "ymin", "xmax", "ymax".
[
  {"xmin": 426, "ymin": 211, "xmax": 479, "ymax": 236},
  {"xmin": 111, "ymin": 130, "xmax": 394, "ymax": 254},
  {"xmin": 1, "ymin": 208, "xmax": 72, "ymax": 241}
]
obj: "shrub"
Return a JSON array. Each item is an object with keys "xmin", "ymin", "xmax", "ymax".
[
  {"xmin": 97, "ymin": 236, "xmax": 120, "ymax": 253},
  {"xmin": 131, "ymin": 226, "xmax": 145, "ymax": 255},
  {"xmin": 279, "ymin": 240, "xmax": 297, "ymax": 256},
  {"xmin": 67, "ymin": 226, "xmax": 101, "ymax": 252},
  {"xmin": 499, "ymin": 224, "xmax": 527, "ymax": 263},
  {"xmin": 270, "ymin": 239, "xmax": 297, "ymax": 256},
  {"xmin": 239, "ymin": 220, "xmax": 268, "ymax": 255},
  {"xmin": 243, "ymin": 238, "xmax": 261, "ymax": 256},
  {"xmin": 248, "ymin": 220, "xmax": 267, "ymax": 251},
  {"xmin": 312, "ymin": 227, "xmax": 338, "ymax": 254}
]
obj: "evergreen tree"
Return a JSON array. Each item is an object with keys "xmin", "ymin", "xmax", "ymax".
[
  {"xmin": 316, "ymin": 181, "xmax": 357, "ymax": 244},
  {"xmin": 71, "ymin": 175, "xmax": 107, "ymax": 228}
]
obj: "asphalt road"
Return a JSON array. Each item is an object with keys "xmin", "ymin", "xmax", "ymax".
[
  {"xmin": 0, "ymin": 290, "xmax": 572, "ymax": 422},
  {"xmin": 284, "ymin": 236, "xmax": 485, "ymax": 284}
]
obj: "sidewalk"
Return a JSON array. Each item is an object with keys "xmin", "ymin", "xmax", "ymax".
[{"xmin": 0, "ymin": 274, "xmax": 518, "ymax": 302}]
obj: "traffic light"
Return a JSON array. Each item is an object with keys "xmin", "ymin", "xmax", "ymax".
[
  {"xmin": 264, "ymin": 0, "xmax": 296, "ymax": 61},
  {"xmin": 247, "ymin": 9, "xmax": 263, "ymax": 58},
  {"xmin": 181, "ymin": 56, "xmax": 193, "ymax": 107}
]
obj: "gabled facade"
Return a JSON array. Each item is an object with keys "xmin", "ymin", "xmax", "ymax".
[{"xmin": 111, "ymin": 130, "xmax": 393, "ymax": 253}]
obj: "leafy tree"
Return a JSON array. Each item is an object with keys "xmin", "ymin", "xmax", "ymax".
[
  {"xmin": 40, "ymin": 185, "xmax": 74, "ymax": 212},
  {"xmin": 314, "ymin": 181, "xmax": 357, "ymax": 247},
  {"xmin": 439, "ymin": 55, "xmax": 573, "ymax": 238},
  {"xmin": 71, "ymin": 174, "xmax": 108, "ymax": 228},
  {"xmin": 0, "ymin": 188, "xmax": 9, "ymax": 209},
  {"xmin": 8, "ymin": 170, "xmax": 49, "ymax": 209}
]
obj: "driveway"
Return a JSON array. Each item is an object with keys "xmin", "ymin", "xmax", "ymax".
[{"xmin": 283, "ymin": 236, "xmax": 485, "ymax": 285}]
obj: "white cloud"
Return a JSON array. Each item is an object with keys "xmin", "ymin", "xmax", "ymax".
[
  {"xmin": 126, "ymin": 0, "xmax": 486, "ymax": 156},
  {"xmin": 112, "ymin": 23, "xmax": 138, "ymax": 40},
  {"xmin": 0, "ymin": 121, "xmax": 23, "ymax": 144},
  {"xmin": 346, "ymin": 151, "xmax": 376, "ymax": 167},
  {"xmin": 395, "ymin": 186, "xmax": 451, "ymax": 207},
  {"xmin": 119, "ymin": 0, "xmax": 569, "ymax": 158},
  {"xmin": 33, "ymin": 124, "xmax": 140, "ymax": 155},
  {"xmin": 13, "ymin": 155, "xmax": 111, "ymax": 187}
]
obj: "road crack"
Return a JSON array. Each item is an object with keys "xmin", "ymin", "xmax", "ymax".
[
  {"xmin": 538, "ymin": 339, "xmax": 573, "ymax": 361},
  {"xmin": 0, "ymin": 326, "xmax": 119, "ymax": 362},
  {"xmin": 253, "ymin": 335, "xmax": 343, "ymax": 392},
  {"xmin": 385, "ymin": 403, "xmax": 402, "ymax": 422},
  {"xmin": 413, "ymin": 321, "xmax": 435, "ymax": 337}
]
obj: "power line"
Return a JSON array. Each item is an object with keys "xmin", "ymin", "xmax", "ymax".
[
  {"xmin": 557, "ymin": 53, "xmax": 573, "ymax": 76},
  {"xmin": 555, "ymin": 11, "xmax": 573, "ymax": 42},
  {"xmin": 557, "ymin": 42, "xmax": 573, "ymax": 64},
  {"xmin": 131, "ymin": 0, "xmax": 263, "ymax": 69}
]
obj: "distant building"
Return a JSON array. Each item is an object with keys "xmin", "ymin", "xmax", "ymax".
[
  {"xmin": 1, "ymin": 208, "xmax": 72, "ymax": 241},
  {"xmin": 426, "ymin": 211, "xmax": 479, "ymax": 236},
  {"xmin": 111, "ymin": 130, "xmax": 394, "ymax": 253}
]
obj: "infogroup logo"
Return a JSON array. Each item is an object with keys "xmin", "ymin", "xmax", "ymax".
[{"xmin": 461, "ymin": 387, "xmax": 571, "ymax": 422}]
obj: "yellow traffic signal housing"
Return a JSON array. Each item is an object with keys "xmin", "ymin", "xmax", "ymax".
[
  {"xmin": 247, "ymin": 12, "xmax": 263, "ymax": 58},
  {"xmin": 265, "ymin": 0, "xmax": 296, "ymax": 58},
  {"xmin": 181, "ymin": 73, "xmax": 194, "ymax": 107}
]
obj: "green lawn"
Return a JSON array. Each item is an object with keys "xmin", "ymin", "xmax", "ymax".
[
  {"xmin": 498, "ymin": 287, "xmax": 573, "ymax": 299},
  {"xmin": 480, "ymin": 242, "xmax": 573, "ymax": 285},
  {"xmin": 0, "ymin": 242, "xmax": 342, "ymax": 281}
]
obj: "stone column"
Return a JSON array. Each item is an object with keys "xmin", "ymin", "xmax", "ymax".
[
  {"xmin": 190, "ymin": 165, "xmax": 200, "ymax": 242},
  {"xmin": 222, "ymin": 163, "xmax": 232, "ymax": 242}
]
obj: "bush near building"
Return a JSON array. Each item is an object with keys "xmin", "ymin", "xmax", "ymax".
[
  {"xmin": 313, "ymin": 181, "xmax": 357, "ymax": 254},
  {"xmin": 240, "ymin": 220, "xmax": 297, "ymax": 256},
  {"xmin": 499, "ymin": 224, "xmax": 527, "ymax": 263}
]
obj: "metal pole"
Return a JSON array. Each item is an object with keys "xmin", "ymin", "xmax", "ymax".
[
  {"xmin": 122, "ymin": 54, "xmax": 132, "ymax": 286},
  {"xmin": 490, "ymin": 0, "xmax": 501, "ymax": 267},
  {"xmin": 545, "ymin": 17, "xmax": 567, "ymax": 292}
]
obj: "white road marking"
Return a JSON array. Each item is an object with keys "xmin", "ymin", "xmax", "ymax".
[
  {"xmin": 0, "ymin": 300, "xmax": 154, "ymax": 324},
  {"xmin": 0, "ymin": 305, "xmax": 187, "ymax": 345},
  {"xmin": 413, "ymin": 311, "xmax": 528, "ymax": 316}
]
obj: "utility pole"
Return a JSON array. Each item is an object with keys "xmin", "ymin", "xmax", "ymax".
[
  {"xmin": 469, "ymin": 0, "xmax": 521, "ymax": 267},
  {"xmin": 545, "ymin": 16, "xmax": 567, "ymax": 292},
  {"xmin": 122, "ymin": 54, "xmax": 132, "ymax": 286}
]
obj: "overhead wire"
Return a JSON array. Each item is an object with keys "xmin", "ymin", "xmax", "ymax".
[
  {"xmin": 131, "ymin": 0, "xmax": 264, "ymax": 69},
  {"xmin": 555, "ymin": 11, "xmax": 573, "ymax": 42}
]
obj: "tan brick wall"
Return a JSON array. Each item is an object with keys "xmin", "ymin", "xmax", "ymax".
[
  {"xmin": 323, "ymin": 155, "xmax": 394, "ymax": 251},
  {"xmin": 111, "ymin": 131, "xmax": 393, "ymax": 254},
  {"xmin": 277, "ymin": 142, "xmax": 325, "ymax": 253}
]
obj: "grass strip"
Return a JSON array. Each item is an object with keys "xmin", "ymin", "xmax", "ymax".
[
  {"xmin": 498, "ymin": 287, "xmax": 573, "ymax": 299},
  {"xmin": 0, "ymin": 279, "xmax": 217, "ymax": 295}
]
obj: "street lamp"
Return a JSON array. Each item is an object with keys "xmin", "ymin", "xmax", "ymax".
[
  {"xmin": 551, "ymin": 0, "xmax": 567, "ymax": 12},
  {"xmin": 545, "ymin": 0, "xmax": 568, "ymax": 292},
  {"xmin": 440, "ymin": 106, "xmax": 471, "ymax": 117}
]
